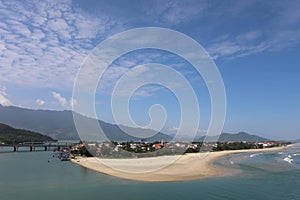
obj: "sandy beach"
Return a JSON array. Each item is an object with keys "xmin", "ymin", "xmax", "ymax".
[{"xmin": 71, "ymin": 145, "xmax": 293, "ymax": 182}]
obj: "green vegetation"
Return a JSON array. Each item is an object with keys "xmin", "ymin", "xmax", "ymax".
[
  {"xmin": 212, "ymin": 142, "xmax": 258, "ymax": 151},
  {"xmin": 212, "ymin": 141, "xmax": 291, "ymax": 151},
  {"xmin": 0, "ymin": 123, "xmax": 56, "ymax": 144}
]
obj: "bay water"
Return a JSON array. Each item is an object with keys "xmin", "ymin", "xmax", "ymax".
[{"xmin": 0, "ymin": 144, "xmax": 299, "ymax": 200}]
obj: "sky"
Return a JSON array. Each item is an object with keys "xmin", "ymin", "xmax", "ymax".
[{"xmin": 0, "ymin": 0, "xmax": 300, "ymax": 140}]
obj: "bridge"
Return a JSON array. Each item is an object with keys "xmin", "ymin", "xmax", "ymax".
[{"xmin": 0, "ymin": 142, "xmax": 77, "ymax": 152}]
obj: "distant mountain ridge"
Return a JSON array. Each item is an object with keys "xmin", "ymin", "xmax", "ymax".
[
  {"xmin": 198, "ymin": 132, "xmax": 271, "ymax": 142},
  {"xmin": 0, "ymin": 123, "xmax": 55, "ymax": 144},
  {"xmin": 0, "ymin": 105, "xmax": 172, "ymax": 141},
  {"xmin": 0, "ymin": 105, "xmax": 273, "ymax": 142}
]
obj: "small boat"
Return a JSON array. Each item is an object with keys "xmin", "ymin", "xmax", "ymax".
[{"xmin": 59, "ymin": 153, "xmax": 70, "ymax": 161}]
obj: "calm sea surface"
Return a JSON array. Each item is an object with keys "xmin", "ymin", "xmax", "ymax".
[{"xmin": 0, "ymin": 144, "xmax": 299, "ymax": 200}]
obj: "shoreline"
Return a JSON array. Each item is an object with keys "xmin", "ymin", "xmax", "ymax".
[{"xmin": 70, "ymin": 144, "xmax": 294, "ymax": 182}]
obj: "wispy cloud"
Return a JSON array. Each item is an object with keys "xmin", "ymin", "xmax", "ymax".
[
  {"xmin": 0, "ymin": 0, "xmax": 118, "ymax": 89},
  {"xmin": 205, "ymin": 1, "xmax": 300, "ymax": 59},
  {"xmin": 128, "ymin": 1, "xmax": 300, "ymax": 60},
  {"xmin": 144, "ymin": 0, "xmax": 209, "ymax": 26},
  {"xmin": 207, "ymin": 31, "xmax": 266, "ymax": 59},
  {"xmin": 207, "ymin": 28, "xmax": 300, "ymax": 60},
  {"xmin": 96, "ymin": 49, "xmax": 197, "ymax": 98}
]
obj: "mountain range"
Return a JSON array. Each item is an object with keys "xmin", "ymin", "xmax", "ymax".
[
  {"xmin": 0, "ymin": 105, "xmax": 274, "ymax": 142},
  {"xmin": 0, "ymin": 105, "xmax": 171, "ymax": 141}
]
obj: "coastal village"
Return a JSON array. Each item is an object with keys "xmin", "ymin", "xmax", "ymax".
[{"xmin": 63, "ymin": 140, "xmax": 291, "ymax": 160}]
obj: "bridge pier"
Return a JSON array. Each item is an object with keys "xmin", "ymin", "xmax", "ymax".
[
  {"xmin": 30, "ymin": 146, "xmax": 35, "ymax": 151},
  {"xmin": 13, "ymin": 146, "xmax": 18, "ymax": 152}
]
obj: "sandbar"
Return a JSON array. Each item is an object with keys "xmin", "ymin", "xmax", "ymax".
[{"xmin": 70, "ymin": 145, "xmax": 293, "ymax": 182}]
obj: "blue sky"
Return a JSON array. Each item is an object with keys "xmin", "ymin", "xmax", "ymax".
[{"xmin": 0, "ymin": 0, "xmax": 299, "ymax": 140}]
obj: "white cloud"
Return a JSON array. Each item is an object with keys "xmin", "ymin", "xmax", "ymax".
[
  {"xmin": 0, "ymin": 85, "xmax": 12, "ymax": 106},
  {"xmin": 69, "ymin": 98, "xmax": 77, "ymax": 107},
  {"xmin": 51, "ymin": 91, "xmax": 77, "ymax": 108},
  {"xmin": 51, "ymin": 91, "xmax": 68, "ymax": 107},
  {"xmin": 0, "ymin": 94, "xmax": 12, "ymax": 106},
  {"xmin": 35, "ymin": 99, "xmax": 45, "ymax": 106}
]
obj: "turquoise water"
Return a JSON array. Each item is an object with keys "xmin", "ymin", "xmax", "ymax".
[{"xmin": 0, "ymin": 144, "xmax": 299, "ymax": 200}]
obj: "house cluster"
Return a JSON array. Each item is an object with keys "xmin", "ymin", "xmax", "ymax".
[
  {"xmin": 257, "ymin": 141, "xmax": 281, "ymax": 148},
  {"xmin": 77, "ymin": 140, "xmax": 209, "ymax": 156},
  {"xmin": 72, "ymin": 140, "xmax": 291, "ymax": 157}
]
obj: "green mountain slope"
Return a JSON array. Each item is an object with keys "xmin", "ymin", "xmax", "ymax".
[{"xmin": 0, "ymin": 123, "xmax": 55, "ymax": 144}]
